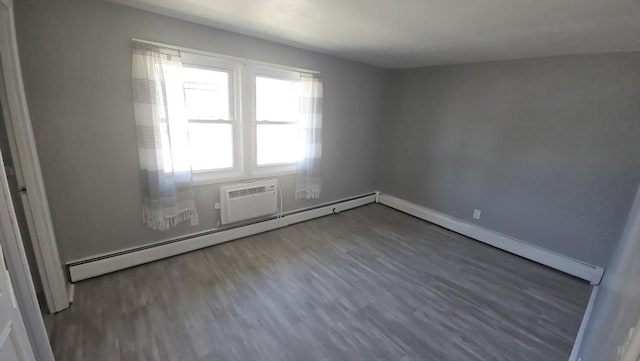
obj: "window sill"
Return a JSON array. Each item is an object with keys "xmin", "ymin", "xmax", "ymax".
[
  {"xmin": 192, "ymin": 172, "xmax": 246, "ymax": 187},
  {"xmin": 192, "ymin": 169, "xmax": 296, "ymax": 187},
  {"xmin": 252, "ymin": 163, "xmax": 297, "ymax": 178}
]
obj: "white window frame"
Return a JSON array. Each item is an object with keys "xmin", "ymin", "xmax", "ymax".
[
  {"xmin": 180, "ymin": 52, "xmax": 246, "ymax": 185},
  {"xmin": 134, "ymin": 39, "xmax": 320, "ymax": 186},
  {"xmin": 249, "ymin": 65, "xmax": 302, "ymax": 178}
]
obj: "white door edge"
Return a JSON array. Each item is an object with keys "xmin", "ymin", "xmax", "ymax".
[
  {"xmin": 0, "ymin": 111, "xmax": 52, "ymax": 359},
  {"xmin": 0, "ymin": 0, "xmax": 70, "ymax": 313}
]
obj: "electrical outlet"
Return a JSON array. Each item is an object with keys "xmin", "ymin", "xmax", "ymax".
[
  {"xmin": 473, "ymin": 209, "xmax": 482, "ymax": 220},
  {"xmin": 214, "ymin": 202, "xmax": 221, "ymax": 209}
]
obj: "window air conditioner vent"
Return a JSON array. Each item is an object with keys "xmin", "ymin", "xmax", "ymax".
[
  {"xmin": 228, "ymin": 186, "xmax": 267, "ymax": 199},
  {"xmin": 220, "ymin": 180, "xmax": 278, "ymax": 224}
]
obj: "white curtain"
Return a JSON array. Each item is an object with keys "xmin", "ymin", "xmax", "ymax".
[
  {"xmin": 295, "ymin": 74, "xmax": 323, "ymax": 199},
  {"xmin": 619, "ymin": 318, "xmax": 640, "ymax": 361},
  {"xmin": 132, "ymin": 40, "xmax": 199, "ymax": 231}
]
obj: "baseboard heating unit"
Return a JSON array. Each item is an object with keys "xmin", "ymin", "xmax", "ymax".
[
  {"xmin": 376, "ymin": 193, "xmax": 605, "ymax": 285},
  {"xmin": 67, "ymin": 190, "xmax": 603, "ymax": 285},
  {"xmin": 67, "ymin": 192, "xmax": 378, "ymax": 282}
]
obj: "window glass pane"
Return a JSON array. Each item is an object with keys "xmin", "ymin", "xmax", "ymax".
[
  {"xmin": 188, "ymin": 122, "xmax": 233, "ymax": 171},
  {"xmin": 183, "ymin": 67, "xmax": 230, "ymax": 120},
  {"xmin": 256, "ymin": 76, "xmax": 300, "ymax": 122},
  {"xmin": 257, "ymin": 124, "xmax": 303, "ymax": 166}
]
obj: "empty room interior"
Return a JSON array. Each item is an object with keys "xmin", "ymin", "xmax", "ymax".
[{"xmin": 0, "ymin": 0, "xmax": 639, "ymax": 360}]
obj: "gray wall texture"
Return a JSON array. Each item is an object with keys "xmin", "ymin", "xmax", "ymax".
[
  {"xmin": 14, "ymin": 0, "xmax": 387, "ymax": 261},
  {"xmin": 378, "ymin": 53, "xmax": 640, "ymax": 267},
  {"xmin": 579, "ymin": 184, "xmax": 640, "ymax": 360},
  {"xmin": 14, "ymin": 0, "xmax": 640, "ymax": 272}
]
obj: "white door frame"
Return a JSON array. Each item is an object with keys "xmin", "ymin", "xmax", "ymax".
[
  {"xmin": 0, "ymin": 126, "xmax": 53, "ymax": 361},
  {"xmin": 0, "ymin": 0, "xmax": 70, "ymax": 313}
]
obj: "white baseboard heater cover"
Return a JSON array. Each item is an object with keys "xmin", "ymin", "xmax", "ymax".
[
  {"xmin": 220, "ymin": 179, "xmax": 278, "ymax": 225},
  {"xmin": 67, "ymin": 193, "xmax": 377, "ymax": 282},
  {"xmin": 377, "ymin": 193, "xmax": 605, "ymax": 285}
]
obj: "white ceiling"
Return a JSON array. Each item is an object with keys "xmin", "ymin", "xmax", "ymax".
[{"xmin": 109, "ymin": 0, "xmax": 640, "ymax": 69}]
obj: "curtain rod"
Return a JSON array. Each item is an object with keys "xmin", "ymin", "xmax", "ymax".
[{"xmin": 131, "ymin": 38, "xmax": 320, "ymax": 75}]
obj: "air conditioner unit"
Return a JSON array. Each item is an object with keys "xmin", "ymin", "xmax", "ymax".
[{"xmin": 220, "ymin": 179, "xmax": 279, "ymax": 225}]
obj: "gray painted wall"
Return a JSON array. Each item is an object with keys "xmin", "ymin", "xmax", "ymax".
[
  {"xmin": 579, "ymin": 183, "xmax": 640, "ymax": 360},
  {"xmin": 14, "ymin": 0, "xmax": 640, "ymax": 272},
  {"xmin": 14, "ymin": 0, "xmax": 387, "ymax": 262},
  {"xmin": 378, "ymin": 53, "xmax": 640, "ymax": 267}
]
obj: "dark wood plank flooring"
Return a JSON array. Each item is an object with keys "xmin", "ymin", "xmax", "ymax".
[{"xmin": 51, "ymin": 204, "xmax": 591, "ymax": 361}]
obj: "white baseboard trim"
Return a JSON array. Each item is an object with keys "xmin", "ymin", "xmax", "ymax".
[
  {"xmin": 67, "ymin": 193, "xmax": 377, "ymax": 282},
  {"xmin": 67, "ymin": 283, "xmax": 74, "ymax": 304},
  {"xmin": 378, "ymin": 193, "xmax": 605, "ymax": 284},
  {"xmin": 569, "ymin": 285, "xmax": 599, "ymax": 361}
]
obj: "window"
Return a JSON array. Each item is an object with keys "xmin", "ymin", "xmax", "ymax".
[
  {"xmin": 160, "ymin": 48, "xmax": 317, "ymax": 184},
  {"xmin": 163, "ymin": 52, "xmax": 242, "ymax": 181},
  {"xmin": 253, "ymin": 68, "xmax": 305, "ymax": 175},
  {"xmin": 183, "ymin": 67, "xmax": 233, "ymax": 171}
]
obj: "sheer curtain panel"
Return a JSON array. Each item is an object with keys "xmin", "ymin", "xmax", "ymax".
[
  {"xmin": 295, "ymin": 74, "xmax": 323, "ymax": 199},
  {"xmin": 132, "ymin": 40, "xmax": 199, "ymax": 231}
]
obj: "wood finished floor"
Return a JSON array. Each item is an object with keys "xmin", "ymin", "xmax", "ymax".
[{"xmin": 51, "ymin": 204, "xmax": 591, "ymax": 361}]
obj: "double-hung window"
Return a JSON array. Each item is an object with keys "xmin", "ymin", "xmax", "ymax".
[
  {"xmin": 158, "ymin": 46, "xmax": 317, "ymax": 185},
  {"xmin": 133, "ymin": 40, "xmax": 322, "ymax": 232},
  {"xmin": 252, "ymin": 66, "xmax": 304, "ymax": 176},
  {"xmin": 179, "ymin": 53, "xmax": 242, "ymax": 181}
]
